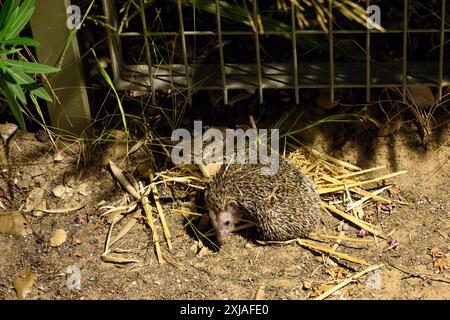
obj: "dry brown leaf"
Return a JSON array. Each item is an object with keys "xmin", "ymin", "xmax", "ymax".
[
  {"xmin": 106, "ymin": 211, "xmax": 125, "ymax": 224},
  {"xmin": 52, "ymin": 185, "xmax": 74, "ymax": 199},
  {"xmin": 109, "ymin": 161, "xmax": 140, "ymax": 199},
  {"xmin": 101, "ymin": 254, "xmax": 140, "ymax": 264},
  {"xmin": 23, "ymin": 188, "xmax": 45, "ymax": 213},
  {"xmin": 53, "ymin": 152, "xmax": 65, "ymax": 162},
  {"xmin": 15, "ymin": 174, "xmax": 33, "ymax": 189},
  {"xmin": 109, "ymin": 214, "xmax": 139, "ymax": 247},
  {"xmin": 0, "ymin": 211, "xmax": 32, "ymax": 236},
  {"xmin": 14, "ymin": 268, "xmax": 36, "ymax": 300},
  {"xmin": 50, "ymin": 229, "xmax": 67, "ymax": 247},
  {"xmin": 128, "ymin": 138, "xmax": 145, "ymax": 155},
  {"xmin": 32, "ymin": 198, "xmax": 47, "ymax": 217},
  {"xmin": 76, "ymin": 183, "xmax": 90, "ymax": 196}
]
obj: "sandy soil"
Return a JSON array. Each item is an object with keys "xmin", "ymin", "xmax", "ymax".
[{"xmin": 0, "ymin": 125, "xmax": 449, "ymax": 300}]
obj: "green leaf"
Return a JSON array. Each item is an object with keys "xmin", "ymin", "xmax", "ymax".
[
  {"xmin": 91, "ymin": 48, "xmax": 128, "ymax": 133},
  {"xmin": 0, "ymin": 6, "xmax": 19, "ymax": 39},
  {"xmin": 0, "ymin": 58, "xmax": 6, "ymax": 70},
  {"xmin": 6, "ymin": 79, "xmax": 26, "ymax": 104},
  {"xmin": 0, "ymin": 37, "xmax": 40, "ymax": 46},
  {"xmin": 0, "ymin": 0, "xmax": 36, "ymax": 40},
  {"xmin": 2, "ymin": 68, "xmax": 26, "ymax": 104},
  {"xmin": 2, "ymin": 59, "xmax": 60, "ymax": 74},
  {"xmin": 29, "ymin": 85, "xmax": 52, "ymax": 102},
  {"xmin": 0, "ymin": 0, "xmax": 21, "ymax": 30},
  {"xmin": 0, "ymin": 77, "xmax": 26, "ymax": 131},
  {"xmin": 5, "ymin": 68, "xmax": 53, "ymax": 102}
]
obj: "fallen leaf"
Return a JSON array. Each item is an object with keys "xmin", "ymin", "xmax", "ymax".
[
  {"xmin": 76, "ymin": 183, "xmax": 90, "ymax": 196},
  {"xmin": 52, "ymin": 185, "xmax": 74, "ymax": 199},
  {"xmin": 33, "ymin": 198, "xmax": 47, "ymax": 217},
  {"xmin": 14, "ymin": 268, "xmax": 36, "ymax": 300},
  {"xmin": 0, "ymin": 211, "xmax": 33, "ymax": 236},
  {"xmin": 100, "ymin": 254, "xmax": 140, "ymax": 264},
  {"xmin": 50, "ymin": 229, "xmax": 67, "ymax": 247},
  {"xmin": 15, "ymin": 174, "xmax": 33, "ymax": 189},
  {"xmin": 53, "ymin": 153, "xmax": 65, "ymax": 162},
  {"xmin": 109, "ymin": 161, "xmax": 140, "ymax": 199},
  {"xmin": 23, "ymin": 188, "xmax": 45, "ymax": 213}
]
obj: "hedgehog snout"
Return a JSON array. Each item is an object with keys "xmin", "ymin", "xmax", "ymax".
[{"xmin": 216, "ymin": 214, "xmax": 234, "ymax": 245}]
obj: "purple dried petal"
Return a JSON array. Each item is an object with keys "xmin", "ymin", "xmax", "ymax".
[
  {"xmin": 388, "ymin": 239, "xmax": 399, "ymax": 249},
  {"xmin": 381, "ymin": 203, "xmax": 395, "ymax": 211},
  {"xmin": 357, "ymin": 229, "xmax": 367, "ymax": 238}
]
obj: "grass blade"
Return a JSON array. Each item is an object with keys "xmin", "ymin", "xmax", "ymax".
[
  {"xmin": 0, "ymin": 77, "xmax": 26, "ymax": 130},
  {"xmin": 3, "ymin": 59, "xmax": 60, "ymax": 73}
]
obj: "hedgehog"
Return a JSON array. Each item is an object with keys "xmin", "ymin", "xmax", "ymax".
[{"xmin": 205, "ymin": 155, "xmax": 321, "ymax": 245}]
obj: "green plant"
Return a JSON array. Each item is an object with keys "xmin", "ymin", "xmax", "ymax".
[{"xmin": 0, "ymin": 0, "xmax": 60, "ymax": 130}]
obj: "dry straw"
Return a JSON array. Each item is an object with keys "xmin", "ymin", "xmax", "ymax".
[{"xmin": 104, "ymin": 145, "xmax": 406, "ymax": 290}]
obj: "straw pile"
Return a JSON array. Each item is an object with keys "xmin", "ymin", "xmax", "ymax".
[{"xmin": 102, "ymin": 146, "xmax": 407, "ymax": 298}]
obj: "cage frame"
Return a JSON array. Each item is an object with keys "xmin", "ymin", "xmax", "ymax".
[{"xmin": 101, "ymin": 0, "xmax": 450, "ymax": 105}]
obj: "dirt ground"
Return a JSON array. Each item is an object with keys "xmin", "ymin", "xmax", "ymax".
[{"xmin": 0, "ymin": 124, "xmax": 449, "ymax": 300}]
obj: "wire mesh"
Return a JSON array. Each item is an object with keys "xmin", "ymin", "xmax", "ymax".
[{"xmin": 101, "ymin": 0, "xmax": 450, "ymax": 104}]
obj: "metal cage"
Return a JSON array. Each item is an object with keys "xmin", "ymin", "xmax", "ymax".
[{"xmin": 101, "ymin": 0, "xmax": 450, "ymax": 105}]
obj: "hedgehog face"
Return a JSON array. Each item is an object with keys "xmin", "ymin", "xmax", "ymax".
[{"xmin": 209, "ymin": 200, "xmax": 239, "ymax": 246}]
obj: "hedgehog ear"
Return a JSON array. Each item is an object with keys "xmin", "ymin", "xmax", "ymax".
[{"xmin": 226, "ymin": 200, "xmax": 238, "ymax": 212}]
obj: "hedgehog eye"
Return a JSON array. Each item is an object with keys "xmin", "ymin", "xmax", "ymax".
[{"xmin": 224, "ymin": 220, "xmax": 230, "ymax": 226}]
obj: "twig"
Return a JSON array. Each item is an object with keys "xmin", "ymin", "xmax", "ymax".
[
  {"xmin": 387, "ymin": 263, "xmax": 450, "ymax": 284},
  {"xmin": 150, "ymin": 172, "xmax": 173, "ymax": 251},
  {"xmin": 314, "ymin": 264, "xmax": 384, "ymax": 300}
]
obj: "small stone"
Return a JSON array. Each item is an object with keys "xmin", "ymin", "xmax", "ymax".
[
  {"xmin": 303, "ymin": 280, "xmax": 312, "ymax": 290},
  {"xmin": 35, "ymin": 130, "xmax": 49, "ymax": 142}
]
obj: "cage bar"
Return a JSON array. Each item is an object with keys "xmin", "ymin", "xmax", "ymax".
[
  {"xmin": 328, "ymin": 0, "xmax": 335, "ymax": 102},
  {"xmin": 139, "ymin": 0, "xmax": 156, "ymax": 105},
  {"xmin": 176, "ymin": 0, "xmax": 191, "ymax": 102},
  {"xmin": 291, "ymin": 1, "xmax": 299, "ymax": 105},
  {"xmin": 402, "ymin": 0, "xmax": 408, "ymax": 102},
  {"xmin": 117, "ymin": 29, "xmax": 450, "ymax": 37},
  {"xmin": 438, "ymin": 0, "xmax": 446, "ymax": 101},
  {"xmin": 215, "ymin": 0, "xmax": 228, "ymax": 105},
  {"xmin": 99, "ymin": 0, "xmax": 450, "ymax": 104},
  {"xmin": 252, "ymin": 0, "xmax": 263, "ymax": 104},
  {"xmin": 365, "ymin": 0, "xmax": 371, "ymax": 102}
]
